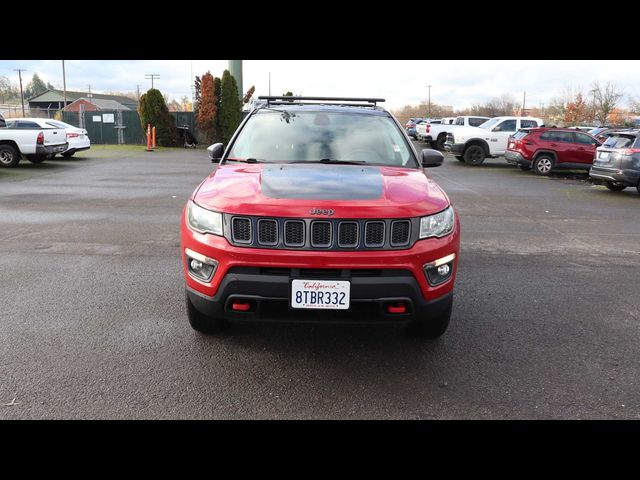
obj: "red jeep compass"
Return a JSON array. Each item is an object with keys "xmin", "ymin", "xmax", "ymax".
[
  {"xmin": 505, "ymin": 127, "xmax": 600, "ymax": 175},
  {"xmin": 180, "ymin": 96, "xmax": 460, "ymax": 338}
]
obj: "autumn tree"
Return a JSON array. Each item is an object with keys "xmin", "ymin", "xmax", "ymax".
[
  {"xmin": 590, "ymin": 81, "xmax": 623, "ymax": 126},
  {"xmin": 564, "ymin": 92, "xmax": 589, "ymax": 126},
  {"xmin": 218, "ymin": 70, "xmax": 242, "ymax": 144},
  {"xmin": 138, "ymin": 88, "xmax": 178, "ymax": 146},
  {"xmin": 243, "ymin": 85, "xmax": 255, "ymax": 104},
  {"xmin": 196, "ymin": 72, "xmax": 219, "ymax": 144}
]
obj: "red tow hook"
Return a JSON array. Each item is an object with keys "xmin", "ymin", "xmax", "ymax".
[
  {"xmin": 387, "ymin": 303, "xmax": 407, "ymax": 314},
  {"xmin": 232, "ymin": 301, "xmax": 252, "ymax": 312}
]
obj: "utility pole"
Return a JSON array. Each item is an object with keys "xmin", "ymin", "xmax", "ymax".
[
  {"xmin": 136, "ymin": 85, "xmax": 141, "ymax": 101},
  {"xmin": 87, "ymin": 84, "xmax": 93, "ymax": 105},
  {"xmin": 62, "ymin": 60, "xmax": 67, "ymax": 109},
  {"xmin": 522, "ymin": 91, "xmax": 526, "ymax": 116},
  {"xmin": 15, "ymin": 69, "xmax": 26, "ymax": 116},
  {"xmin": 145, "ymin": 74, "xmax": 160, "ymax": 89},
  {"xmin": 268, "ymin": 72, "xmax": 271, "ymax": 96},
  {"xmin": 427, "ymin": 84, "xmax": 432, "ymax": 119}
]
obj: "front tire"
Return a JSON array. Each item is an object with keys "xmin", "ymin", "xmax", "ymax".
[
  {"xmin": 605, "ymin": 181, "xmax": 627, "ymax": 191},
  {"xmin": 435, "ymin": 135, "xmax": 447, "ymax": 150},
  {"xmin": 0, "ymin": 144, "xmax": 20, "ymax": 168},
  {"xmin": 533, "ymin": 155, "xmax": 554, "ymax": 176},
  {"xmin": 61, "ymin": 151, "xmax": 75, "ymax": 158},
  {"xmin": 185, "ymin": 290, "xmax": 226, "ymax": 334},
  {"xmin": 406, "ymin": 296, "xmax": 452, "ymax": 339},
  {"xmin": 463, "ymin": 145, "xmax": 485, "ymax": 165}
]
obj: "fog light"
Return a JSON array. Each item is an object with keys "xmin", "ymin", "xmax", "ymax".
[
  {"xmin": 423, "ymin": 253, "xmax": 455, "ymax": 286},
  {"xmin": 437, "ymin": 264, "xmax": 450, "ymax": 276},
  {"xmin": 185, "ymin": 248, "xmax": 218, "ymax": 283}
]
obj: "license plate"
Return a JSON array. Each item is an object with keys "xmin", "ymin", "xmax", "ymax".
[
  {"xmin": 599, "ymin": 151, "xmax": 609, "ymax": 160},
  {"xmin": 291, "ymin": 279, "xmax": 350, "ymax": 310}
]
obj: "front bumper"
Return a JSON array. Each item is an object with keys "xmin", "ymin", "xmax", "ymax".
[
  {"xmin": 504, "ymin": 150, "xmax": 531, "ymax": 167},
  {"xmin": 181, "ymin": 211, "xmax": 460, "ymax": 322},
  {"xmin": 186, "ymin": 273, "xmax": 454, "ymax": 324},
  {"xmin": 589, "ymin": 166, "xmax": 640, "ymax": 187},
  {"xmin": 444, "ymin": 142, "xmax": 464, "ymax": 155}
]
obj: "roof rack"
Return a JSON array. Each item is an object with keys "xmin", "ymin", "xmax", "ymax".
[{"xmin": 258, "ymin": 96, "xmax": 385, "ymax": 107}]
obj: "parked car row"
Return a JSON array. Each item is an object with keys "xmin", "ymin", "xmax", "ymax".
[
  {"xmin": 0, "ymin": 116, "xmax": 90, "ymax": 167},
  {"xmin": 407, "ymin": 115, "xmax": 640, "ymax": 194}
]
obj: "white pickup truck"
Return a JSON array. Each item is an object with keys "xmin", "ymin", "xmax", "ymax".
[
  {"xmin": 417, "ymin": 115, "xmax": 491, "ymax": 150},
  {"xmin": 444, "ymin": 116, "xmax": 544, "ymax": 165},
  {"xmin": 0, "ymin": 117, "xmax": 68, "ymax": 167}
]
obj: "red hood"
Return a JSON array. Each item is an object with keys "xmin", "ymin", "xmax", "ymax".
[{"xmin": 193, "ymin": 163, "xmax": 450, "ymax": 219}]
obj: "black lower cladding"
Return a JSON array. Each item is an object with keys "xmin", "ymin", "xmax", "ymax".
[{"xmin": 187, "ymin": 267, "xmax": 452, "ymax": 324}]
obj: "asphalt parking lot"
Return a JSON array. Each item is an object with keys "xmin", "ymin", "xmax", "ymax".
[{"xmin": 1, "ymin": 143, "xmax": 639, "ymax": 419}]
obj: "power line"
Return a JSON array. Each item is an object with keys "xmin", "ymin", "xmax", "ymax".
[
  {"xmin": 145, "ymin": 74, "xmax": 160, "ymax": 89},
  {"xmin": 14, "ymin": 69, "xmax": 26, "ymax": 116}
]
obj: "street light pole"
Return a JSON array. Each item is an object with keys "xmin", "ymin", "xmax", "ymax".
[{"xmin": 427, "ymin": 84, "xmax": 431, "ymax": 119}]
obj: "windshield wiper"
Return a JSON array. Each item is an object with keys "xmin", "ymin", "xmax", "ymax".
[
  {"xmin": 291, "ymin": 159, "xmax": 368, "ymax": 165},
  {"xmin": 225, "ymin": 158, "xmax": 262, "ymax": 163}
]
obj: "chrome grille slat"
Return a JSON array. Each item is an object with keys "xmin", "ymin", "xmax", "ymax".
[
  {"xmin": 257, "ymin": 219, "xmax": 278, "ymax": 245},
  {"xmin": 364, "ymin": 221, "xmax": 385, "ymax": 247},
  {"xmin": 311, "ymin": 221, "xmax": 332, "ymax": 248},
  {"xmin": 231, "ymin": 217, "xmax": 252, "ymax": 243},
  {"xmin": 390, "ymin": 220, "xmax": 410, "ymax": 246},
  {"xmin": 338, "ymin": 221, "xmax": 358, "ymax": 248},
  {"xmin": 284, "ymin": 220, "xmax": 305, "ymax": 247}
]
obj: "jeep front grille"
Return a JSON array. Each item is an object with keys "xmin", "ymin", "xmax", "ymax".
[{"xmin": 226, "ymin": 215, "xmax": 419, "ymax": 250}]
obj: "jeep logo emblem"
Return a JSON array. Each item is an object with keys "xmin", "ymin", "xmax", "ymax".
[{"xmin": 309, "ymin": 208, "xmax": 335, "ymax": 216}]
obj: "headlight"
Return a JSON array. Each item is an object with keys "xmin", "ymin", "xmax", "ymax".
[
  {"xmin": 186, "ymin": 200, "xmax": 223, "ymax": 236},
  {"xmin": 420, "ymin": 206, "xmax": 455, "ymax": 239}
]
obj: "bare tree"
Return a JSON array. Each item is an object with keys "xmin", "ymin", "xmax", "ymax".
[{"xmin": 590, "ymin": 81, "xmax": 623, "ymax": 126}]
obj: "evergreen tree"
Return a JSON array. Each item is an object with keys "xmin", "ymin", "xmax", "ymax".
[
  {"xmin": 25, "ymin": 73, "xmax": 48, "ymax": 99},
  {"xmin": 138, "ymin": 88, "xmax": 178, "ymax": 146},
  {"xmin": 218, "ymin": 70, "xmax": 242, "ymax": 145},
  {"xmin": 213, "ymin": 76, "xmax": 222, "ymax": 140}
]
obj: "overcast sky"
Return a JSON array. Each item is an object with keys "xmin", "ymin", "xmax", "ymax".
[{"xmin": 1, "ymin": 60, "xmax": 639, "ymax": 111}]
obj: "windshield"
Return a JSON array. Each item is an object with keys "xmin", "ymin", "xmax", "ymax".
[
  {"xmin": 477, "ymin": 118, "xmax": 501, "ymax": 130},
  {"xmin": 227, "ymin": 110, "xmax": 418, "ymax": 167},
  {"xmin": 46, "ymin": 120, "xmax": 73, "ymax": 129}
]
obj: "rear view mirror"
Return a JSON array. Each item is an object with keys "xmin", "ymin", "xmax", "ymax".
[
  {"xmin": 421, "ymin": 149, "xmax": 444, "ymax": 168},
  {"xmin": 207, "ymin": 143, "xmax": 224, "ymax": 163}
]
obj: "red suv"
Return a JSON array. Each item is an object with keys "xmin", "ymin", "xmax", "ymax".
[
  {"xmin": 505, "ymin": 127, "xmax": 601, "ymax": 175},
  {"xmin": 180, "ymin": 96, "xmax": 461, "ymax": 338}
]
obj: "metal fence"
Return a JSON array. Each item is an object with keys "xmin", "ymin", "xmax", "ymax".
[
  {"xmin": 0, "ymin": 105, "xmax": 60, "ymax": 119},
  {"xmin": 60, "ymin": 109, "xmax": 197, "ymax": 145}
]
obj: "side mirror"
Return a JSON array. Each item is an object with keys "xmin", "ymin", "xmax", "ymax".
[
  {"xmin": 421, "ymin": 149, "xmax": 444, "ymax": 168},
  {"xmin": 207, "ymin": 143, "xmax": 224, "ymax": 163}
]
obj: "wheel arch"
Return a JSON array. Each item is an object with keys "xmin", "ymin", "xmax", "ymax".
[{"xmin": 464, "ymin": 138, "xmax": 490, "ymax": 157}]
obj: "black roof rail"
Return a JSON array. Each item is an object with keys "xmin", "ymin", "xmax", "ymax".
[{"xmin": 258, "ymin": 96, "xmax": 386, "ymax": 107}]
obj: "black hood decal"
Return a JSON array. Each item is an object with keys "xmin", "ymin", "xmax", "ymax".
[{"xmin": 260, "ymin": 164, "xmax": 384, "ymax": 200}]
